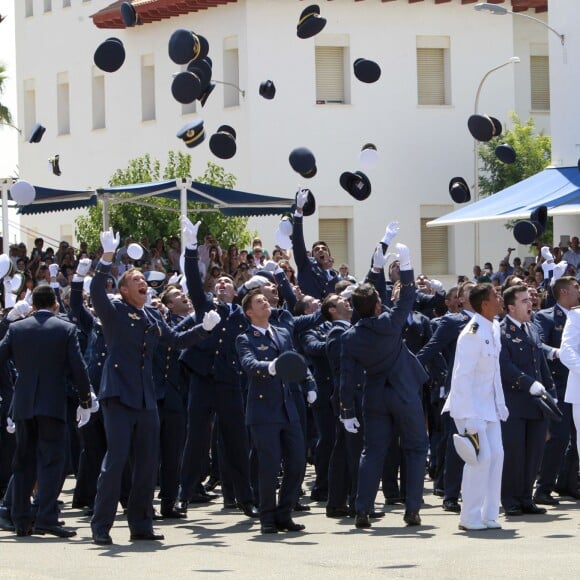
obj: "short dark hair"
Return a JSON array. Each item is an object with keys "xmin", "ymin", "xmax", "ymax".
[
  {"xmin": 468, "ymin": 283, "xmax": 493, "ymax": 315},
  {"xmin": 321, "ymin": 294, "xmax": 339, "ymax": 321},
  {"xmin": 553, "ymin": 276, "xmax": 576, "ymax": 301},
  {"xmin": 351, "ymin": 283, "xmax": 379, "ymax": 318},
  {"xmin": 503, "ymin": 284, "xmax": 528, "ymax": 309},
  {"xmin": 311, "ymin": 240, "xmax": 330, "ymax": 254},
  {"xmin": 293, "ymin": 296, "xmax": 310, "ymax": 316},
  {"xmin": 334, "ymin": 280, "xmax": 352, "ymax": 295},
  {"xmin": 32, "ymin": 285, "xmax": 56, "ymax": 310},
  {"xmin": 241, "ymin": 289, "xmax": 261, "ymax": 314}
]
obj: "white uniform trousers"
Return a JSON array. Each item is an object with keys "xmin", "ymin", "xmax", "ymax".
[{"xmin": 455, "ymin": 420, "xmax": 504, "ymax": 526}]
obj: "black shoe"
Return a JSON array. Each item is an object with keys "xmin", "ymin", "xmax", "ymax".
[
  {"xmin": 276, "ymin": 519, "xmax": 305, "ymax": 532},
  {"xmin": 260, "ymin": 523, "xmax": 278, "ymax": 534},
  {"xmin": 293, "ymin": 502, "xmax": 311, "ymax": 512},
  {"xmin": 175, "ymin": 500, "xmax": 188, "ymax": 514},
  {"xmin": 204, "ymin": 477, "xmax": 220, "ymax": 492},
  {"xmin": 310, "ymin": 490, "xmax": 328, "ymax": 502},
  {"xmin": 533, "ymin": 492, "xmax": 560, "ymax": 506},
  {"xmin": 238, "ymin": 501, "xmax": 259, "ymax": 518},
  {"xmin": 369, "ymin": 510, "xmax": 386, "ymax": 519},
  {"xmin": 355, "ymin": 512, "xmax": 371, "ymax": 529},
  {"xmin": 504, "ymin": 506, "xmax": 523, "ymax": 516},
  {"xmin": 0, "ymin": 515, "xmax": 15, "ymax": 532},
  {"xmin": 403, "ymin": 510, "xmax": 421, "ymax": 526},
  {"xmin": 555, "ymin": 487, "xmax": 580, "ymax": 500},
  {"xmin": 222, "ymin": 500, "xmax": 237, "ymax": 509},
  {"xmin": 130, "ymin": 530, "xmax": 165, "ymax": 541},
  {"xmin": 160, "ymin": 507, "xmax": 186, "ymax": 519},
  {"xmin": 384, "ymin": 496, "xmax": 405, "ymax": 505},
  {"xmin": 442, "ymin": 499, "xmax": 461, "ymax": 513},
  {"xmin": 71, "ymin": 500, "xmax": 89, "ymax": 509},
  {"xmin": 521, "ymin": 503, "xmax": 547, "ymax": 515},
  {"xmin": 433, "ymin": 488, "xmax": 445, "ymax": 498},
  {"xmin": 92, "ymin": 530, "xmax": 113, "ymax": 545},
  {"xmin": 326, "ymin": 506, "xmax": 349, "ymax": 518},
  {"xmin": 189, "ymin": 492, "xmax": 217, "ymax": 504},
  {"xmin": 34, "ymin": 525, "xmax": 76, "ymax": 538},
  {"xmin": 15, "ymin": 525, "xmax": 33, "ymax": 537}
]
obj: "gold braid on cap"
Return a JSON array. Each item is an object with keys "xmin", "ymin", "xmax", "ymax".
[
  {"xmin": 297, "ymin": 12, "xmax": 319, "ymax": 26},
  {"xmin": 184, "ymin": 127, "xmax": 205, "ymax": 145},
  {"xmin": 192, "ymin": 34, "xmax": 201, "ymax": 62}
]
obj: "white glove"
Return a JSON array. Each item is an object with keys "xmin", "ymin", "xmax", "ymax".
[
  {"xmin": 307, "ymin": 391, "xmax": 317, "ymax": 405},
  {"xmin": 24, "ymin": 289, "xmax": 33, "ymax": 306},
  {"xmin": 268, "ymin": 359, "xmax": 277, "ymax": 376},
  {"xmin": 6, "ymin": 417, "xmax": 15, "ymax": 434},
  {"xmin": 90, "ymin": 392, "xmax": 100, "ymax": 414},
  {"xmin": 48, "ymin": 264, "xmax": 59, "ymax": 278},
  {"xmin": 381, "ymin": 221, "xmax": 400, "ymax": 246},
  {"xmin": 541, "ymin": 246, "xmax": 554, "ymax": 262},
  {"xmin": 541, "ymin": 261, "xmax": 555, "ymax": 279},
  {"xmin": 529, "ymin": 381, "xmax": 547, "ymax": 396},
  {"xmin": 498, "ymin": 404, "xmax": 509, "ymax": 422},
  {"xmin": 3, "ymin": 278, "xmax": 15, "ymax": 309},
  {"xmin": 296, "ymin": 188, "xmax": 309, "ymax": 210},
  {"xmin": 76, "ymin": 258, "xmax": 92, "ymax": 278},
  {"xmin": 342, "ymin": 417, "xmax": 360, "ymax": 434},
  {"xmin": 181, "ymin": 216, "xmax": 201, "ymax": 250},
  {"xmin": 202, "ymin": 310, "xmax": 221, "ymax": 331},
  {"xmin": 551, "ymin": 261, "xmax": 568, "ymax": 286},
  {"xmin": 395, "ymin": 243, "xmax": 411, "ymax": 271},
  {"xmin": 263, "ymin": 261, "xmax": 278, "ymax": 273},
  {"xmin": 341, "ymin": 284, "xmax": 357, "ymax": 299},
  {"xmin": 99, "ymin": 228, "xmax": 120, "ymax": 253},
  {"xmin": 372, "ymin": 244, "xmax": 388, "ymax": 270},
  {"xmin": 244, "ymin": 275, "xmax": 268, "ymax": 290},
  {"xmin": 465, "ymin": 418, "xmax": 483, "ymax": 435},
  {"xmin": 7, "ymin": 300, "xmax": 32, "ymax": 321},
  {"xmin": 76, "ymin": 406, "xmax": 91, "ymax": 428},
  {"xmin": 430, "ymin": 278, "xmax": 445, "ymax": 293}
]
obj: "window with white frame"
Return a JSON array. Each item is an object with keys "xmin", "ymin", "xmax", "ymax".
[
  {"xmin": 57, "ymin": 72, "xmax": 70, "ymax": 135},
  {"xmin": 315, "ymin": 46, "xmax": 347, "ymax": 104},
  {"xmin": 223, "ymin": 37, "xmax": 240, "ymax": 108},
  {"xmin": 44, "ymin": 0, "xmax": 52, "ymax": 13},
  {"xmin": 141, "ymin": 55, "xmax": 156, "ymax": 122},
  {"xmin": 25, "ymin": 0, "xmax": 34, "ymax": 17},
  {"xmin": 416, "ymin": 36, "xmax": 451, "ymax": 106},
  {"xmin": 92, "ymin": 71, "xmax": 106, "ymax": 129},
  {"xmin": 420, "ymin": 218, "xmax": 449, "ymax": 275},
  {"xmin": 530, "ymin": 54, "xmax": 550, "ymax": 111},
  {"xmin": 63, "ymin": 0, "xmax": 72, "ymax": 7},
  {"xmin": 23, "ymin": 79, "xmax": 36, "ymax": 136}
]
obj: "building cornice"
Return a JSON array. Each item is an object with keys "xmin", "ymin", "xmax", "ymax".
[{"xmin": 91, "ymin": 0, "xmax": 547, "ymax": 29}]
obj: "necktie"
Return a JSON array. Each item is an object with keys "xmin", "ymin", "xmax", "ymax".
[{"xmin": 520, "ymin": 323, "xmax": 527, "ymax": 335}]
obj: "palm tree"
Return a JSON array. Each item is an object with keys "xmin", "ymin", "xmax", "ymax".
[{"xmin": 0, "ymin": 63, "xmax": 13, "ymax": 125}]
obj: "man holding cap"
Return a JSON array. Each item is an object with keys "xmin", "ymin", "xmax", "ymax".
[
  {"xmin": 443, "ymin": 283, "xmax": 507, "ymax": 531},
  {"xmin": 236, "ymin": 290, "xmax": 306, "ymax": 534}
]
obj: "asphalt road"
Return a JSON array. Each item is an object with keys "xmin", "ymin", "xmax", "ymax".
[{"xmin": 1, "ymin": 474, "xmax": 579, "ymax": 579}]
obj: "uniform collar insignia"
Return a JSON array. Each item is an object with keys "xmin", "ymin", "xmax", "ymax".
[
  {"xmin": 128, "ymin": 312, "xmax": 140, "ymax": 320},
  {"xmin": 253, "ymin": 330, "xmax": 261, "ymax": 337},
  {"xmin": 510, "ymin": 324, "xmax": 516, "ymax": 332},
  {"xmin": 556, "ymin": 308, "xmax": 563, "ymax": 316}
]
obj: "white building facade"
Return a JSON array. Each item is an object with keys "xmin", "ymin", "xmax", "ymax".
[{"xmin": 13, "ymin": 0, "xmax": 557, "ymax": 280}]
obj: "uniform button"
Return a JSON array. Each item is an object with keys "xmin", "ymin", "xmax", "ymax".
[
  {"xmin": 215, "ymin": 351, "xmax": 219, "ymax": 355},
  {"xmin": 114, "ymin": 364, "xmax": 119, "ymax": 368},
  {"xmin": 166, "ymin": 355, "xmax": 170, "ymax": 360},
  {"xmin": 265, "ymin": 357, "xmax": 269, "ymax": 361},
  {"xmin": 102, "ymin": 352, "xmax": 106, "ymax": 356},
  {"xmin": 164, "ymin": 374, "xmax": 168, "ymax": 378},
  {"xmin": 167, "ymin": 347, "xmax": 171, "ymax": 352},
  {"xmin": 219, "ymin": 339, "xmax": 223, "ymax": 343},
  {"xmin": 97, "ymin": 362, "xmax": 102, "ymax": 366},
  {"xmin": 222, "ymin": 328, "xmax": 226, "ymax": 332},
  {"xmin": 131, "ymin": 323, "xmax": 135, "ymax": 327},
  {"xmin": 259, "ymin": 394, "xmax": 263, "ymax": 399}
]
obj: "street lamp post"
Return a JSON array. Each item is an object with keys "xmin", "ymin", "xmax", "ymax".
[{"xmin": 472, "ymin": 56, "xmax": 520, "ymax": 266}]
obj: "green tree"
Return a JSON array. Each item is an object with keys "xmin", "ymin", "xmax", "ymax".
[
  {"xmin": 0, "ymin": 63, "xmax": 13, "ymax": 124},
  {"xmin": 478, "ymin": 113, "xmax": 552, "ymax": 244},
  {"xmin": 75, "ymin": 152, "xmax": 252, "ymax": 250}
]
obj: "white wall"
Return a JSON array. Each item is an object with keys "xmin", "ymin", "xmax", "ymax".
[{"xmin": 14, "ymin": 0, "xmax": 556, "ymax": 276}]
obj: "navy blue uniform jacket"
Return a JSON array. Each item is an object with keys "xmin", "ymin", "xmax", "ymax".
[
  {"xmin": 0, "ymin": 311, "xmax": 91, "ymax": 422},
  {"xmin": 91, "ymin": 262, "xmax": 209, "ymax": 410},
  {"xmin": 340, "ymin": 269, "xmax": 428, "ymax": 419}
]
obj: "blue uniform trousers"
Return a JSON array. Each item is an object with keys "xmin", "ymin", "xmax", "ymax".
[{"xmin": 91, "ymin": 398, "xmax": 159, "ymax": 535}]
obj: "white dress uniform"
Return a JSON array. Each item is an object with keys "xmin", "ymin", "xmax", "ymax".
[
  {"xmin": 443, "ymin": 313, "xmax": 509, "ymax": 529},
  {"xmin": 561, "ymin": 308, "xmax": 580, "ymax": 459}
]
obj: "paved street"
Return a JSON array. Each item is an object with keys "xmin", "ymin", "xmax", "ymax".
[{"xmin": 1, "ymin": 473, "xmax": 580, "ymax": 579}]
